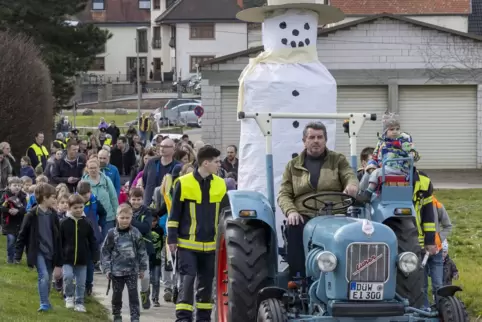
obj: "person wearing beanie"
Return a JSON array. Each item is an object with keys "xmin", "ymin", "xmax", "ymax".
[
  {"xmin": 359, "ymin": 113, "xmax": 420, "ymax": 200},
  {"xmin": 442, "ymin": 240, "xmax": 459, "ymax": 285}
]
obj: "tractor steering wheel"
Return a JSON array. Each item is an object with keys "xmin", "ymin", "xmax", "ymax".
[{"xmin": 302, "ymin": 192, "xmax": 356, "ymax": 215}]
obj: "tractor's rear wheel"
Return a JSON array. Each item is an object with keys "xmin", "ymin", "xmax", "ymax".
[
  {"xmin": 257, "ymin": 299, "xmax": 288, "ymax": 322},
  {"xmin": 215, "ymin": 209, "xmax": 272, "ymax": 322},
  {"xmin": 386, "ymin": 218, "xmax": 424, "ymax": 308}
]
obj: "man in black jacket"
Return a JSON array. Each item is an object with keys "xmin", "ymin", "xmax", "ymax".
[
  {"xmin": 110, "ymin": 136, "xmax": 136, "ymax": 180},
  {"xmin": 51, "ymin": 140, "xmax": 85, "ymax": 193}
]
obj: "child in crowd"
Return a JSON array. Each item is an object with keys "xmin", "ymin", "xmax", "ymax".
[
  {"xmin": 442, "ymin": 240, "xmax": 459, "ymax": 285},
  {"xmin": 101, "ymin": 204, "xmax": 148, "ymax": 322},
  {"xmin": 21, "ymin": 176, "xmax": 33, "ymax": 197},
  {"xmin": 53, "ymin": 193, "xmax": 70, "ymax": 292},
  {"xmin": 77, "ymin": 180, "xmax": 107, "ymax": 296},
  {"xmin": 357, "ymin": 147, "xmax": 375, "ymax": 182},
  {"xmin": 20, "ymin": 156, "xmax": 36, "ymax": 183},
  {"xmin": 0, "ymin": 177, "xmax": 27, "ymax": 263},
  {"xmin": 26, "ymin": 175, "xmax": 49, "ymax": 211},
  {"xmin": 359, "ymin": 113, "xmax": 420, "ymax": 200},
  {"xmin": 128, "ymin": 187, "xmax": 154, "ymax": 309},
  {"xmin": 35, "ymin": 166, "xmax": 44, "ymax": 178},
  {"xmin": 56, "ymin": 183, "xmax": 69, "ymax": 197},
  {"xmin": 119, "ymin": 182, "xmax": 129, "ymax": 205},
  {"xmin": 15, "ymin": 183, "xmax": 63, "ymax": 312},
  {"xmin": 60, "ymin": 194, "xmax": 98, "ymax": 312},
  {"xmin": 150, "ymin": 213, "xmax": 164, "ymax": 307}
]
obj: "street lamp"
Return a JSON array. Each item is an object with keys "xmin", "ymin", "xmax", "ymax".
[{"xmin": 136, "ymin": 26, "xmax": 149, "ymax": 131}]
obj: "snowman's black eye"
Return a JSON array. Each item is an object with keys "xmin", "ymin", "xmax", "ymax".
[
  {"xmin": 304, "ymin": 23, "xmax": 310, "ymax": 30},
  {"xmin": 279, "ymin": 22, "xmax": 287, "ymax": 29},
  {"xmin": 281, "ymin": 38, "xmax": 288, "ymax": 45}
]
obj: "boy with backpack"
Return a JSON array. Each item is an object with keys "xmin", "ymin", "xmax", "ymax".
[
  {"xmin": 15, "ymin": 183, "xmax": 63, "ymax": 312},
  {"xmin": 101, "ymin": 204, "xmax": 148, "ymax": 322},
  {"xmin": 128, "ymin": 187, "xmax": 154, "ymax": 309},
  {"xmin": 60, "ymin": 194, "xmax": 98, "ymax": 312},
  {"xmin": 0, "ymin": 177, "xmax": 27, "ymax": 263}
]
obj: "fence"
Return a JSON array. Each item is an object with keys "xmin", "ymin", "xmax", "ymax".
[{"xmin": 78, "ymin": 82, "xmax": 176, "ymax": 103}]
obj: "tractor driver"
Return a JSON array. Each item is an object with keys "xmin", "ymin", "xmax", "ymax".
[{"xmin": 277, "ymin": 121, "xmax": 359, "ymax": 279}]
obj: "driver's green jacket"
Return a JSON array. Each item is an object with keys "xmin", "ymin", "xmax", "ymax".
[{"xmin": 277, "ymin": 149, "xmax": 358, "ymax": 217}]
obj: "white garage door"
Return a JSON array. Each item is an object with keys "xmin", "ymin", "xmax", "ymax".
[
  {"xmin": 335, "ymin": 86, "xmax": 388, "ymax": 165},
  {"xmin": 399, "ymin": 86, "xmax": 476, "ymax": 169},
  {"xmin": 221, "ymin": 87, "xmax": 240, "ymax": 153}
]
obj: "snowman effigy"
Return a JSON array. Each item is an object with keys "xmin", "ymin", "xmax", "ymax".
[{"xmin": 235, "ymin": 0, "xmax": 345, "ymax": 236}]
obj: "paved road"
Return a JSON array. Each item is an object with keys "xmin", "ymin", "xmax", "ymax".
[{"xmin": 93, "ymin": 274, "xmax": 176, "ymax": 322}]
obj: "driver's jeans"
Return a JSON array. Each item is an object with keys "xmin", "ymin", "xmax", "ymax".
[{"xmin": 286, "ymin": 215, "xmax": 312, "ymax": 279}]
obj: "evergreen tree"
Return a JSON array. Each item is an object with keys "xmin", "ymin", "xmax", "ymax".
[{"xmin": 0, "ymin": 0, "xmax": 111, "ymax": 109}]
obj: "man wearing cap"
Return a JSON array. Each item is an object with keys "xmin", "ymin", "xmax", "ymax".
[
  {"xmin": 66, "ymin": 128, "xmax": 79, "ymax": 143},
  {"xmin": 98, "ymin": 127, "xmax": 112, "ymax": 147},
  {"xmin": 26, "ymin": 132, "xmax": 49, "ymax": 170}
]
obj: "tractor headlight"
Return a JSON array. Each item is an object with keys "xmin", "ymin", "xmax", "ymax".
[
  {"xmin": 398, "ymin": 252, "xmax": 419, "ymax": 274},
  {"xmin": 317, "ymin": 251, "xmax": 337, "ymax": 272}
]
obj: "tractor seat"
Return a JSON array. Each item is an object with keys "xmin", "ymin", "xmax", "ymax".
[{"xmin": 379, "ymin": 175, "xmax": 409, "ymax": 187}]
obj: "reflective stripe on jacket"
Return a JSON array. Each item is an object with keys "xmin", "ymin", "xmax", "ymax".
[
  {"xmin": 27, "ymin": 144, "xmax": 49, "ymax": 163},
  {"xmin": 167, "ymin": 172, "xmax": 227, "ymax": 252},
  {"xmin": 413, "ymin": 171, "xmax": 436, "ymax": 247}
]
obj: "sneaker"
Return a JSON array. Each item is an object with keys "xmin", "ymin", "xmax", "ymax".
[
  {"xmin": 14, "ymin": 260, "xmax": 20, "ymax": 264},
  {"xmin": 153, "ymin": 299, "xmax": 161, "ymax": 307},
  {"xmin": 113, "ymin": 315, "xmax": 122, "ymax": 322},
  {"xmin": 172, "ymin": 286, "xmax": 179, "ymax": 303},
  {"xmin": 7, "ymin": 258, "xmax": 13, "ymax": 264},
  {"xmin": 37, "ymin": 304, "xmax": 51, "ymax": 312},
  {"xmin": 74, "ymin": 304, "xmax": 86, "ymax": 312},
  {"xmin": 65, "ymin": 297, "xmax": 75, "ymax": 309},
  {"xmin": 140, "ymin": 290, "xmax": 151, "ymax": 309},
  {"xmin": 163, "ymin": 288, "xmax": 172, "ymax": 302}
]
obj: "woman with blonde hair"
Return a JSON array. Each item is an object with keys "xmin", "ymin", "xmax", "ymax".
[{"xmin": 180, "ymin": 144, "xmax": 196, "ymax": 164}]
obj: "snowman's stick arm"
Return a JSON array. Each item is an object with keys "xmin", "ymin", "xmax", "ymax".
[{"xmin": 238, "ymin": 111, "xmax": 377, "ymax": 175}]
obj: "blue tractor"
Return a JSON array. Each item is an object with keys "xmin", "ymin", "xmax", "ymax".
[{"xmin": 214, "ymin": 112, "xmax": 468, "ymax": 322}]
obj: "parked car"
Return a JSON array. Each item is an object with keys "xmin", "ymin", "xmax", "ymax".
[
  {"xmin": 155, "ymin": 102, "xmax": 202, "ymax": 126},
  {"xmin": 180, "ymin": 111, "xmax": 202, "ymax": 128},
  {"xmin": 153, "ymin": 98, "xmax": 201, "ymax": 115}
]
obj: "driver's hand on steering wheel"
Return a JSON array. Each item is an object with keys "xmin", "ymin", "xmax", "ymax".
[
  {"xmin": 343, "ymin": 184, "xmax": 358, "ymax": 197},
  {"xmin": 287, "ymin": 212, "xmax": 304, "ymax": 225}
]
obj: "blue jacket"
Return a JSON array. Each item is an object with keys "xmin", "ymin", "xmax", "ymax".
[
  {"xmin": 26, "ymin": 195, "xmax": 37, "ymax": 212},
  {"xmin": 101, "ymin": 164, "xmax": 121, "ymax": 196},
  {"xmin": 83, "ymin": 194, "xmax": 107, "ymax": 245},
  {"xmin": 142, "ymin": 157, "xmax": 180, "ymax": 206},
  {"xmin": 20, "ymin": 166, "xmax": 36, "ymax": 183}
]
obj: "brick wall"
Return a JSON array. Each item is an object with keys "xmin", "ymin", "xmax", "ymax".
[{"xmin": 200, "ymin": 80, "xmax": 222, "ymax": 147}]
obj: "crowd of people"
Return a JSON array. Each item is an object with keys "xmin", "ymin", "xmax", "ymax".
[
  {"xmin": 0, "ymin": 113, "xmax": 460, "ymax": 321},
  {"xmin": 0, "ymin": 121, "xmax": 239, "ymax": 321}
]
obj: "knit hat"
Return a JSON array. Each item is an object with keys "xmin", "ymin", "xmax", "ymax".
[
  {"xmin": 382, "ymin": 113, "xmax": 400, "ymax": 133},
  {"xmin": 442, "ymin": 240, "xmax": 449, "ymax": 252}
]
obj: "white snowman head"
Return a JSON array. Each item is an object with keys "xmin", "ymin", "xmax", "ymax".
[
  {"xmin": 262, "ymin": 9, "xmax": 318, "ymax": 51},
  {"xmin": 236, "ymin": 0, "xmax": 345, "ymax": 51}
]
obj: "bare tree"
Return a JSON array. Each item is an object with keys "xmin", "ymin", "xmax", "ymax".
[
  {"xmin": 0, "ymin": 31, "xmax": 54, "ymax": 159},
  {"xmin": 421, "ymin": 33, "xmax": 482, "ymax": 84}
]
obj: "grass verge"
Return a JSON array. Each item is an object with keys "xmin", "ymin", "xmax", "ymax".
[
  {"xmin": 0, "ymin": 237, "xmax": 109, "ymax": 322},
  {"xmin": 57, "ymin": 111, "xmax": 135, "ymax": 128},
  {"xmin": 435, "ymin": 189, "xmax": 482, "ymax": 318}
]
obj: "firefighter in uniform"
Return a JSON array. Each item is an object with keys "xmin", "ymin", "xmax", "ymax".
[
  {"xmin": 413, "ymin": 169, "xmax": 438, "ymax": 255},
  {"xmin": 167, "ymin": 146, "xmax": 229, "ymax": 322}
]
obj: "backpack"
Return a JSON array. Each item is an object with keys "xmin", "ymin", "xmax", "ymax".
[{"xmin": 106, "ymin": 227, "xmax": 138, "ymax": 258}]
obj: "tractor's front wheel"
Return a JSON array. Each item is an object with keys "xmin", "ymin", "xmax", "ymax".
[
  {"xmin": 438, "ymin": 296, "xmax": 469, "ymax": 322},
  {"xmin": 257, "ymin": 299, "xmax": 288, "ymax": 322},
  {"xmin": 215, "ymin": 209, "xmax": 272, "ymax": 322},
  {"xmin": 385, "ymin": 218, "xmax": 424, "ymax": 308}
]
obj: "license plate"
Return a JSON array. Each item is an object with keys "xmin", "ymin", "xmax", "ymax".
[{"xmin": 349, "ymin": 282, "xmax": 384, "ymax": 300}]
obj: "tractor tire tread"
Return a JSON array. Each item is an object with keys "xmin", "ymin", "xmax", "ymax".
[{"xmin": 257, "ymin": 299, "xmax": 288, "ymax": 322}]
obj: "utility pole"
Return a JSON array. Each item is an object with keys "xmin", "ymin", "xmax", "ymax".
[
  {"xmin": 177, "ymin": 68, "xmax": 182, "ymax": 99},
  {"xmin": 136, "ymin": 36, "xmax": 141, "ymax": 132}
]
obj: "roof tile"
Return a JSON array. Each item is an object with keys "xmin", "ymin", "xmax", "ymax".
[
  {"xmin": 77, "ymin": 0, "xmax": 151, "ymax": 23},
  {"xmin": 156, "ymin": 0, "xmax": 242, "ymax": 23},
  {"xmin": 330, "ymin": 0, "xmax": 471, "ymax": 15}
]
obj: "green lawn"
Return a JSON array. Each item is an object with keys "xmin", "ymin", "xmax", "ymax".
[
  {"xmin": 0, "ymin": 237, "xmax": 109, "ymax": 321},
  {"xmin": 434, "ymin": 189, "xmax": 482, "ymax": 318},
  {"xmin": 57, "ymin": 111, "xmax": 136, "ymax": 129}
]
